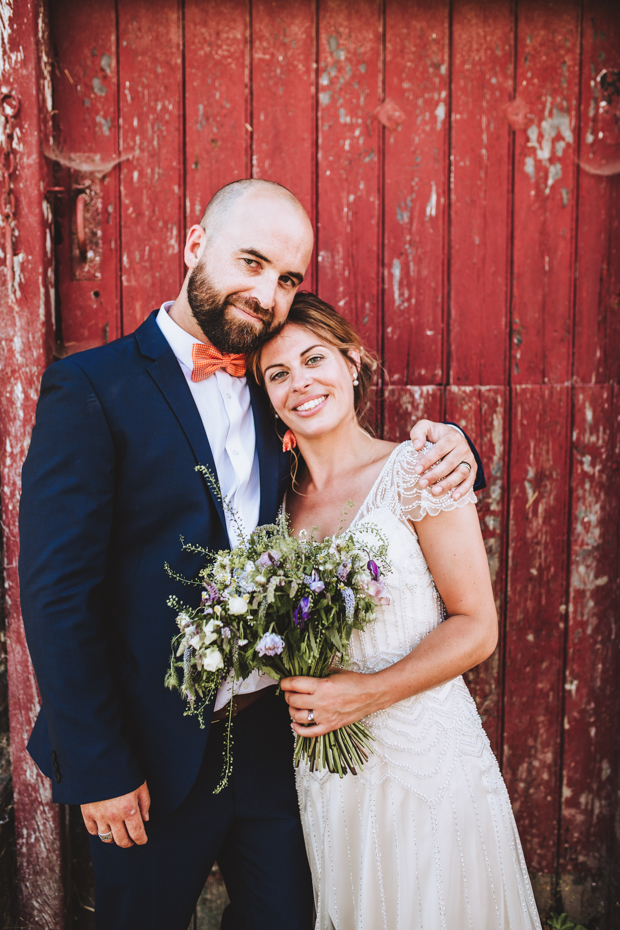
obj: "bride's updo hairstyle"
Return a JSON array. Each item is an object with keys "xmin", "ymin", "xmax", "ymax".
[{"xmin": 249, "ymin": 291, "xmax": 378, "ymax": 425}]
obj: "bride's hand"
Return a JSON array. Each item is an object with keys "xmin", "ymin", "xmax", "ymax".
[{"xmin": 281, "ymin": 670, "xmax": 384, "ymax": 737}]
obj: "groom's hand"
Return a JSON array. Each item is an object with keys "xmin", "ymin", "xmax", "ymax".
[
  {"xmin": 410, "ymin": 420, "xmax": 477, "ymax": 500},
  {"xmin": 81, "ymin": 780, "xmax": 151, "ymax": 848}
]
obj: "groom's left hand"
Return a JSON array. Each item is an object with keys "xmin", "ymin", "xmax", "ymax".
[
  {"xmin": 282, "ymin": 669, "xmax": 380, "ymax": 737},
  {"xmin": 409, "ymin": 420, "xmax": 477, "ymax": 500}
]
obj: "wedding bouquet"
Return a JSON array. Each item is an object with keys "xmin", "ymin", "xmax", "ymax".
[{"xmin": 165, "ymin": 469, "xmax": 390, "ymax": 791}]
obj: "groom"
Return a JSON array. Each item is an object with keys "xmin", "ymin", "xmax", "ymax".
[{"xmin": 19, "ymin": 179, "xmax": 484, "ymax": 929}]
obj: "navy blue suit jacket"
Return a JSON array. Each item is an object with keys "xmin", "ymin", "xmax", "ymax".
[
  {"xmin": 19, "ymin": 311, "xmax": 291, "ymax": 816},
  {"xmin": 19, "ymin": 310, "xmax": 486, "ymax": 818}
]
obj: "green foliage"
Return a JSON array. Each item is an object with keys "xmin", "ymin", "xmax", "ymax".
[
  {"xmin": 166, "ymin": 467, "xmax": 391, "ymax": 789},
  {"xmin": 546, "ymin": 913, "xmax": 587, "ymax": 930}
]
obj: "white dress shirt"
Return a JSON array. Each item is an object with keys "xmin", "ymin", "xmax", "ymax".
[{"xmin": 156, "ymin": 302, "xmax": 276, "ymax": 710}]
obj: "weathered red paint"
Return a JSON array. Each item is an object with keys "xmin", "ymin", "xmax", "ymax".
[
  {"xmin": 574, "ymin": 2, "xmax": 620, "ymax": 385},
  {"xmin": 449, "ymin": 0, "xmax": 513, "ymax": 386},
  {"xmin": 5, "ymin": 1, "xmax": 620, "ymax": 925},
  {"xmin": 559, "ymin": 385, "xmax": 620, "ymax": 917},
  {"xmin": 252, "ymin": 0, "xmax": 317, "ymax": 272},
  {"xmin": 511, "ymin": 0, "xmax": 580, "ymax": 385},
  {"xmin": 184, "ymin": 0, "xmax": 248, "ymax": 224},
  {"xmin": 503, "ymin": 386, "xmax": 571, "ymax": 875},
  {"xmin": 383, "ymin": 0, "xmax": 449, "ymax": 387},
  {"xmin": 50, "ymin": 0, "xmax": 121, "ymax": 354},
  {"xmin": 316, "ymin": 0, "xmax": 381, "ymax": 352},
  {"xmin": 117, "ymin": 0, "xmax": 184, "ymax": 334},
  {"xmin": 1, "ymin": 2, "xmax": 66, "ymax": 928}
]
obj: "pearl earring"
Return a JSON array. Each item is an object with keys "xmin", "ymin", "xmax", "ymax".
[{"xmin": 353, "ymin": 377, "xmax": 359, "ymax": 386}]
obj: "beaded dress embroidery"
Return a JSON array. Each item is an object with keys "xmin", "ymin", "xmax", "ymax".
[{"xmin": 296, "ymin": 442, "xmax": 542, "ymax": 930}]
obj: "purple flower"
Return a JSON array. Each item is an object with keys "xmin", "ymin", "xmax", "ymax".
[
  {"xmin": 257, "ymin": 550, "xmax": 280, "ymax": 569},
  {"xmin": 255, "ymin": 632, "xmax": 285, "ymax": 656},
  {"xmin": 202, "ymin": 582, "xmax": 220, "ymax": 605},
  {"xmin": 337, "ymin": 560, "xmax": 352, "ymax": 582},
  {"xmin": 367, "ymin": 560, "xmax": 380, "ymax": 581},
  {"xmin": 308, "ymin": 570, "xmax": 325, "ymax": 593},
  {"xmin": 293, "ymin": 595, "xmax": 311, "ymax": 628}
]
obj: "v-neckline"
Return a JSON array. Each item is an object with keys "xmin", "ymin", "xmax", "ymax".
[{"xmin": 283, "ymin": 442, "xmax": 406, "ymax": 540}]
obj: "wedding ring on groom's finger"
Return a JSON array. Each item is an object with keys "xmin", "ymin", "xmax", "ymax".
[
  {"xmin": 459, "ymin": 461, "xmax": 472, "ymax": 474},
  {"xmin": 98, "ymin": 831, "xmax": 113, "ymax": 843},
  {"xmin": 307, "ymin": 709, "xmax": 314, "ymax": 724}
]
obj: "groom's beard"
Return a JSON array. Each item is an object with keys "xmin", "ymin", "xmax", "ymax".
[{"xmin": 187, "ymin": 260, "xmax": 280, "ymax": 354}]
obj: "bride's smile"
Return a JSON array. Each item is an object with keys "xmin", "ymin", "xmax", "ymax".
[{"xmin": 260, "ymin": 322, "xmax": 360, "ymax": 440}]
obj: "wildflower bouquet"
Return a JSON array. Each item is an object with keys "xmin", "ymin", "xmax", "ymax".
[{"xmin": 165, "ymin": 477, "xmax": 390, "ymax": 790}]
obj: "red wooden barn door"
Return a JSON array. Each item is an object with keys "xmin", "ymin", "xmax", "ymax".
[{"xmin": 20, "ymin": 0, "xmax": 620, "ymax": 923}]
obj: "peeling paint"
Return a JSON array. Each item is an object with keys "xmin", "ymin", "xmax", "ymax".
[
  {"xmin": 425, "ymin": 181, "xmax": 437, "ymax": 219},
  {"xmin": 435, "ymin": 100, "xmax": 445, "ymax": 131}
]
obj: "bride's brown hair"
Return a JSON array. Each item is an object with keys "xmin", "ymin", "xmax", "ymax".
[{"xmin": 248, "ymin": 291, "xmax": 378, "ymax": 426}]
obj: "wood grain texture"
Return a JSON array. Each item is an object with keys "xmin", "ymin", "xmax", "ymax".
[
  {"xmin": 449, "ymin": 0, "xmax": 513, "ymax": 386},
  {"xmin": 118, "ymin": 0, "xmax": 184, "ymax": 333},
  {"xmin": 573, "ymin": 1, "xmax": 620, "ymax": 385},
  {"xmin": 184, "ymin": 0, "xmax": 248, "ymax": 228},
  {"xmin": 502, "ymin": 385, "xmax": 571, "ymax": 873},
  {"xmin": 511, "ymin": 0, "xmax": 581, "ymax": 385},
  {"xmin": 383, "ymin": 0, "xmax": 449, "ymax": 385},
  {"xmin": 446, "ymin": 386, "xmax": 507, "ymax": 756},
  {"xmin": 316, "ymin": 0, "xmax": 381, "ymax": 350},
  {"xmin": 252, "ymin": 0, "xmax": 316, "ymax": 222},
  {"xmin": 1, "ymin": 2, "xmax": 66, "ymax": 927},
  {"xmin": 560, "ymin": 386, "xmax": 620, "ymax": 883},
  {"xmin": 50, "ymin": 0, "xmax": 121, "ymax": 352},
  {"xmin": 382, "ymin": 385, "xmax": 444, "ymax": 443}
]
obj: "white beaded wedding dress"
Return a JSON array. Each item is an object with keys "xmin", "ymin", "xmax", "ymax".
[{"xmin": 296, "ymin": 442, "xmax": 542, "ymax": 930}]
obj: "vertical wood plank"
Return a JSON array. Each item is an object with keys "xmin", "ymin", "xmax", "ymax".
[
  {"xmin": 1, "ymin": 2, "xmax": 66, "ymax": 927},
  {"xmin": 383, "ymin": 0, "xmax": 449, "ymax": 385},
  {"xmin": 446, "ymin": 386, "xmax": 507, "ymax": 755},
  {"xmin": 449, "ymin": 0, "xmax": 513, "ymax": 386},
  {"xmin": 573, "ymin": 2, "xmax": 620, "ymax": 385},
  {"xmin": 316, "ymin": 0, "xmax": 381, "ymax": 351},
  {"xmin": 511, "ymin": 0, "xmax": 581, "ymax": 385},
  {"xmin": 184, "ymin": 0, "xmax": 248, "ymax": 229},
  {"xmin": 382, "ymin": 386, "xmax": 444, "ymax": 443},
  {"xmin": 251, "ymin": 0, "xmax": 316, "ymax": 230},
  {"xmin": 503, "ymin": 385, "xmax": 571, "ymax": 874},
  {"xmin": 559, "ymin": 385, "xmax": 620, "ymax": 917},
  {"xmin": 118, "ymin": 0, "xmax": 184, "ymax": 333},
  {"xmin": 50, "ymin": 0, "xmax": 121, "ymax": 351}
]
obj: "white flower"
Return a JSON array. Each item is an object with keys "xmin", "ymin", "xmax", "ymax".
[
  {"xmin": 254, "ymin": 574, "xmax": 266, "ymax": 585},
  {"xmin": 227, "ymin": 596, "xmax": 248, "ymax": 615},
  {"xmin": 204, "ymin": 618, "xmax": 222, "ymax": 644},
  {"xmin": 203, "ymin": 647, "xmax": 224, "ymax": 672}
]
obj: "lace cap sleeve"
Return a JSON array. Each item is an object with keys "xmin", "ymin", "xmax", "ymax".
[{"xmin": 392, "ymin": 440, "xmax": 477, "ymax": 523}]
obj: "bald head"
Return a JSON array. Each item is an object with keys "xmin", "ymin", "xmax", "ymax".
[{"xmin": 200, "ymin": 178, "xmax": 312, "ymax": 245}]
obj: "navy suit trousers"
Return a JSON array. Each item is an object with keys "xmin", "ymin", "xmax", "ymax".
[{"xmin": 89, "ymin": 689, "xmax": 313, "ymax": 930}]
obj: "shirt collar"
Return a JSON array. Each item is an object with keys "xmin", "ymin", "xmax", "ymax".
[{"xmin": 156, "ymin": 300, "xmax": 203, "ymax": 373}]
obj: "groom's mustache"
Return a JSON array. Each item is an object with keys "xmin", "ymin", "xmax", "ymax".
[{"xmin": 226, "ymin": 293, "xmax": 274, "ymax": 327}]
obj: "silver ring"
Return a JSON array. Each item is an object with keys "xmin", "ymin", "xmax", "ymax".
[
  {"xmin": 459, "ymin": 461, "xmax": 472, "ymax": 474},
  {"xmin": 307, "ymin": 709, "xmax": 314, "ymax": 724},
  {"xmin": 98, "ymin": 831, "xmax": 113, "ymax": 843}
]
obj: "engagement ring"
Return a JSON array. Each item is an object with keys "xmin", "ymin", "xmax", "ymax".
[{"xmin": 307, "ymin": 710, "xmax": 314, "ymax": 724}]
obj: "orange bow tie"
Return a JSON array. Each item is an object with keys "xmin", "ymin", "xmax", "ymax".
[{"xmin": 191, "ymin": 342, "xmax": 247, "ymax": 382}]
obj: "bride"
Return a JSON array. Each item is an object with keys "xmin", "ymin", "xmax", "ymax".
[{"xmin": 249, "ymin": 292, "xmax": 542, "ymax": 930}]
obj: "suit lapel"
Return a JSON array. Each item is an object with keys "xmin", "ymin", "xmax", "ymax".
[
  {"xmin": 135, "ymin": 312, "xmax": 286, "ymax": 534},
  {"xmin": 248, "ymin": 377, "xmax": 283, "ymax": 527},
  {"xmin": 135, "ymin": 313, "xmax": 227, "ymax": 535}
]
